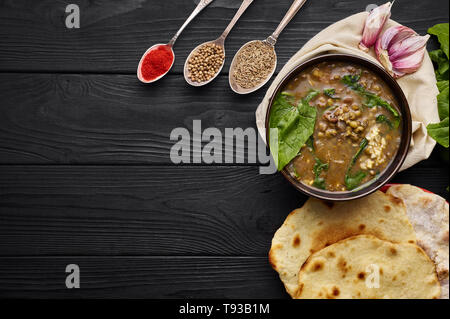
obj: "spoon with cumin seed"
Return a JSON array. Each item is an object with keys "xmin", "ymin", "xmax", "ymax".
[{"xmin": 229, "ymin": 0, "xmax": 308, "ymax": 94}]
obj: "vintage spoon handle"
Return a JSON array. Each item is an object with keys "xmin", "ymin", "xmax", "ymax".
[
  {"xmin": 219, "ymin": 0, "xmax": 254, "ymax": 42},
  {"xmin": 267, "ymin": 0, "xmax": 308, "ymax": 46},
  {"xmin": 169, "ymin": 0, "xmax": 215, "ymax": 46}
]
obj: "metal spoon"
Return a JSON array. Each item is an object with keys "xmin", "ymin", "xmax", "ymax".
[
  {"xmin": 184, "ymin": 0, "xmax": 254, "ymax": 87},
  {"xmin": 229, "ymin": 0, "xmax": 308, "ymax": 94},
  {"xmin": 137, "ymin": 0, "xmax": 215, "ymax": 84}
]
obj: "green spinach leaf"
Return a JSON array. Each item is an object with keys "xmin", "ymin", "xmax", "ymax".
[
  {"xmin": 376, "ymin": 114, "xmax": 394, "ymax": 129},
  {"xmin": 429, "ymin": 23, "xmax": 449, "ymax": 59},
  {"xmin": 345, "ymin": 171, "xmax": 367, "ymax": 191},
  {"xmin": 430, "ymin": 49, "xmax": 449, "ymax": 81},
  {"xmin": 269, "ymin": 93, "xmax": 317, "ymax": 171},
  {"xmin": 427, "ymin": 23, "xmax": 450, "ymax": 149},
  {"xmin": 345, "ymin": 138, "xmax": 369, "ymax": 191},
  {"xmin": 437, "ymin": 80, "xmax": 449, "ymax": 92},
  {"xmin": 428, "ymin": 117, "xmax": 449, "ymax": 148},
  {"xmin": 304, "ymin": 90, "xmax": 321, "ymax": 102},
  {"xmin": 313, "ymin": 157, "xmax": 329, "ymax": 190},
  {"xmin": 342, "ymin": 74, "xmax": 400, "ymax": 127},
  {"xmin": 438, "ymin": 86, "xmax": 449, "ymax": 120},
  {"xmin": 323, "ymin": 88, "xmax": 339, "ymax": 99},
  {"xmin": 341, "ymin": 74, "xmax": 362, "ymax": 89}
]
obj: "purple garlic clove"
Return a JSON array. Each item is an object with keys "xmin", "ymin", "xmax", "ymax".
[
  {"xmin": 359, "ymin": 2, "xmax": 393, "ymax": 52},
  {"xmin": 375, "ymin": 25, "xmax": 430, "ymax": 78}
]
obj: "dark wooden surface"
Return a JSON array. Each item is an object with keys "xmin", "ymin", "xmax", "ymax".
[{"xmin": 0, "ymin": 0, "xmax": 448, "ymax": 299}]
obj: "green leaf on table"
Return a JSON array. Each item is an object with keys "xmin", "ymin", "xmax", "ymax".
[
  {"xmin": 429, "ymin": 23, "xmax": 449, "ymax": 59},
  {"xmin": 437, "ymin": 86, "xmax": 449, "ymax": 120},
  {"xmin": 428, "ymin": 23, "xmax": 449, "ymax": 149},
  {"xmin": 429, "ymin": 49, "xmax": 449, "ymax": 81},
  {"xmin": 437, "ymin": 80, "xmax": 449, "ymax": 92},
  {"xmin": 269, "ymin": 93, "xmax": 317, "ymax": 171},
  {"xmin": 427, "ymin": 117, "xmax": 449, "ymax": 148}
]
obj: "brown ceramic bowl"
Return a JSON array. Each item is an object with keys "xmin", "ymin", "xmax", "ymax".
[{"xmin": 265, "ymin": 54, "xmax": 412, "ymax": 201}]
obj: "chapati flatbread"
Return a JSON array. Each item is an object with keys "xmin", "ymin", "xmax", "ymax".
[
  {"xmin": 387, "ymin": 184, "xmax": 449, "ymax": 299},
  {"xmin": 295, "ymin": 235, "xmax": 441, "ymax": 299},
  {"xmin": 269, "ymin": 191, "xmax": 417, "ymax": 297}
]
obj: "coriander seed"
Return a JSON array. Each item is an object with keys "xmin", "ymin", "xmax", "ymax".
[{"xmin": 187, "ymin": 43, "xmax": 225, "ymax": 83}]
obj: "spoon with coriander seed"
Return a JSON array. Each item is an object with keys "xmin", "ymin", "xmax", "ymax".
[
  {"xmin": 184, "ymin": 0, "xmax": 254, "ymax": 87},
  {"xmin": 137, "ymin": 0, "xmax": 215, "ymax": 84},
  {"xmin": 229, "ymin": 0, "xmax": 308, "ymax": 94}
]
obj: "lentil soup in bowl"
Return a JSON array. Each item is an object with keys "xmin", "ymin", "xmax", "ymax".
[{"xmin": 266, "ymin": 54, "xmax": 412, "ymax": 201}]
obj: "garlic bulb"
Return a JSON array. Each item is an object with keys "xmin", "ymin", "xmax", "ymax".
[
  {"xmin": 375, "ymin": 26, "xmax": 430, "ymax": 78},
  {"xmin": 359, "ymin": 2, "xmax": 393, "ymax": 52}
]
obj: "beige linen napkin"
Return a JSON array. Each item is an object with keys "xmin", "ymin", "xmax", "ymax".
[{"xmin": 256, "ymin": 12, "xmax": 440, "ymax": 171}]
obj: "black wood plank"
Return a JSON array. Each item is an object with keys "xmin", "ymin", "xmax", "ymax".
[
  {"xmin": 0, "ymin": 256, "xmax": 288, "ymax": 299},
  {"xmin": 0, "ymin": 163, "xmax": 447, "ymax": 257},
  {"xmin": 0, "ymin": 74, "xmax": 262, "ymax": 164},
  {"xmin": 2, "ymin": 73, "xmax": 448, "ymax": 167},
  {"xmin": 0, "ymin": 0, "xmax": 447, "ymax": 73},
  {"xmin": 0, "ymin": 166, "xmax": 304, "ymax": 256}
]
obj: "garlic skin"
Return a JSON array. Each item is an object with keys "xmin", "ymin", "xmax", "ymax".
[
  {"xmin": 359, "ymin": 2, "xmax": 393, "ymax": 52},
  {"xmin": 375, "ymin": 26, "xmax": 430, "ymax": 78}
]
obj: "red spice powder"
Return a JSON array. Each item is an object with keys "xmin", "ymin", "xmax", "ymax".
[{"xmin": 140, "ymin": 45, "xmax": 174, "ymax": 81}]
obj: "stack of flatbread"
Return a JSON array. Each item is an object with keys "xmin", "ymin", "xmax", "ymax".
[{"xmin": 269, "ymin": 185, "xmax": 449, "ymax": 299}]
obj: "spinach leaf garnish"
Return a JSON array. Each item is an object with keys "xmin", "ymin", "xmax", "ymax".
[
  {"xmin": 323, "ymin": 88, "xmax": 339, "ymax": 99},
  {"xmin": 313, "ymin": 157, "xmax": 329, "ymax": 190},
  {"xmin": 304, "ymin": 90, "xmax": 321, "ymax": 102},
  {"xmin": 325, "ymin": 105, "xmax": 338, "ymax": 112},
  {"xmin": 342, "ymin": 74, "xmax": 400, "ymax": 128},
  {"xmin": 304, "ymin": 137, "xmax": 330, "ymax": 190},
  {"xmin": 345, "ymin": 138, "xmax": 369, "ymax": 191},
  {"xmin": 269, "ymin": 91, "xmax": 319, "ymax": 171},
  {"xmin": 292, "ymin": 166, "xmax": 300, "ymax": 179},
  {"xmin": 376, "ymin": 114, "xmax": 394, "ymax": 129},
  {"xmin": 305, "ymin": 136, "xmax": 315, "ymax": 150},
  {"xmin": 281, "ymin": 91, "xmax": 295, "ymax": 97}
]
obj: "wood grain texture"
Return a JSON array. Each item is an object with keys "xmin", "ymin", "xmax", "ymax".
[
  {"xmin": 0, "ymin": 0, "xmax": 448, "ymax": 299},
  {"xmin": 0, "ymin": 162, "xmax": 447, "ymax": 257},
  {"xmin": 0, "ymin": 166, "xmax": 304, "ymax": 256},
  {"xmin": 0, "ymin": 256, "xmax": 287, "ymax": 299},
  {"xmin": 0, "ymin": 0, "xmax": 447, "ymax": 73},
  {"xmin": 0, "ymin": 74, "xmax": 261, "ymax": 164}
]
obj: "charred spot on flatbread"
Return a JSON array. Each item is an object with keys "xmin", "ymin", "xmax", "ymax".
[
  {"xmin": 296, "ymin": 235, "xmax": 441, "ymax": 299},
  {"xmin": 269, "ymin": 191, "xmax": 417, "ymax": 298},
  {"xmin": 292, "ymin": 234, "xmax": 301, "ymax": 248}
]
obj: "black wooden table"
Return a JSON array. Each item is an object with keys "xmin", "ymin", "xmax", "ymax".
[{"xmin": 0, "ymin": 0, "xmax": 448, "ymax": 299}]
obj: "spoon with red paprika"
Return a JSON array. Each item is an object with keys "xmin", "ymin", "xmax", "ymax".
[{"xmin": 137, "ymin": 0, "xmax": 215, "ymax": 84}]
